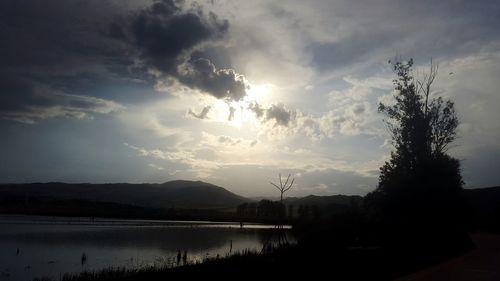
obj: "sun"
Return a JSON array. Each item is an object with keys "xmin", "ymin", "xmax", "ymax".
[
  {"xmin": 244, "ymin": 83, "xmax": 274, "ymax": 103},
  {"xmin": 206, "ymin": 82, "xmax": 275, "ymax": 129}
]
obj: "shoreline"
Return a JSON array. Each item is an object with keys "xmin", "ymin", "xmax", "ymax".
[{"xmin": 0, "ymin": 214, "xmax": 292, "ymax": 228}]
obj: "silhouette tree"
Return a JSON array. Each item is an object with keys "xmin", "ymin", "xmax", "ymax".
[
  {"xmin": 270, "ymin": 174, "xmax": 294, "ymax": 204},
  {"xmin": 287, "ymin": 204, "xmax": 294, "ymax": 218},
  {"xmin": 267, "ymin": 174, "xmax": 294, "ymax": 246},
  {"xmin": 367, "ymin": 58, "xmax": 463, "ymax": 225},
  {"xmin": 364, "ymin": 58, "xmax": 471, "ymax": 262},
  {"xmin": 298, "ymin": 205, "xmax": 310, "ymax": 219},
  {"xmin": 257, "ymin": 200, "xmax": 285, "ymax": 219}
]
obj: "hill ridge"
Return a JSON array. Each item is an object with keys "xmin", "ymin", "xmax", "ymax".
[{"xmin": 0, "ymin": 180, "xmax": 247, "ymax": 209}]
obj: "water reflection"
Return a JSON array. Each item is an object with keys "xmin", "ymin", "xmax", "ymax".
[{"xmin": 0, "ymin": 216, "xmax": 294, "ymax": 281}]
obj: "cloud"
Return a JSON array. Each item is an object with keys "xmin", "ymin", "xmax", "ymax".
[
  {"xmin": 218, "ymin": 135, "xmax": 241, "ymax": 145},
  {"xmin": 188, "ymin": 105, "xmax": 211, "ymax": 119},
  {"xmin": 206, "ymin": 164, "xmax": 377, "ymax": 197},
  {"xmin": 249, "ymin": 102, "xmax": 297, "ymax": 128},
  {"xmin": 145, "ymin": 116, "xmax": 190, "ymax": 139},
  {"xmin": 1, "ymin": 93, "xmax": 125, "ymax": 124},
  {"xmin": 113, "ymin": 0, "xmax": 248, "ymax": 101},
  {"xmin": 124, "ymin": 142, "xmax": 218, "ymax": 178},
  {"xmin": 0, "ymin": 1, "xmax": 135, "ymax": 123},
  {"xmin": 300, "ymin": 0, "xmax": 500, "ymax": 75},
  {"xmin": 248, "ymin": 102, "xmax": 265, "ymax": 118},
  {"xmin": 179, "ymin": 58, "xmax": 247, "ymax": 101},
  {"xmin": 0, "ymin": 0, "xmax": 249, "ymax": 126},
  {"xmin": 264, "ymin": 104, "xmax": 296, "ymax": 127},
  {"xmin": 124, "ymin": 139, "xmax": 378, "ymax": 195},
  {"xmin": 350, "ymin": 103, "xmax": 366, "ymax": 115},
  {"xmin": 201, "ymin": 132, "xmax": 252, "ymax": 147},
  {"xmin": 148, "ymin": 163, "xmax": 165, "ymax": 170},
  {"xmin": 227, "ymin": 106, "xmax": 236, "ymax": 121},
  {"xmin": 246, "ymin": 99, "xmax": 378, "ymax": 141},
  {"xmin": 124, "ymin": 142, "xmax": 193, "ymax": 162},
  {"xmin": 112, "ymin": 0, "xmax": 228, "ymax": 73}
]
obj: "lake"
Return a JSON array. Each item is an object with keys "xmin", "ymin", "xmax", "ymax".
[{"xmin": 0, "ymin": 215, "xmax": 294, "ymax": 281}]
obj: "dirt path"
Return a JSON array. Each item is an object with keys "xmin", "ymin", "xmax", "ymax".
[{"xmin": 397, "ymin": 233, "xmax": 500, "ymax": 281}]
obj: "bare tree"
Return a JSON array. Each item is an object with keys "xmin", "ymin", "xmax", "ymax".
[
  {"xmin": 266, "ymin": 173, "xmax": 295, "ymax": 246},
  {"xmin": 270, "ymin": 174, "xmax": 294, "ymax": 204}
]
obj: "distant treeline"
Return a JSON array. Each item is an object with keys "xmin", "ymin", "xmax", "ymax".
[
  {"xmin": 236, "ymin": 200, "xmax": 324, "ymax": 220},
  {"xmin": 1, "ymin": 184, "xmax": 499, "ymax": 231},
  {"xmin": 0, "ymin": 195, "xmax": 239, "ymax": 221}
]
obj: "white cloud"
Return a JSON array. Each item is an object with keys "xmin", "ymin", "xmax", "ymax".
[{"xmin": 148, "ymin": 163, "xmax": 164, "ymax": 171}]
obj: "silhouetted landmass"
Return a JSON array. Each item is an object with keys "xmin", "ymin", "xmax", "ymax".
[
  {"xmin": 285, "ymin": 194, "xmax": 363, "ymax": 217},
  {"xmin": 0, "ymin": 180, "xmax": 247, "ymax": 210},
  {"xmin": 235, "ymin": 195, "xmax": 363, "ymax": 222},
  {"xmin": 284, "ymin": 194, "xmax": 363, "ymax": 206},
  {"xmin": 0, "ymin": 181, "xmax": 368, "ymax": 222},
  {"xmin": 464, "ymin": 186, "xmax": 500, "ymax": 232},
  {"xmin": 2, "ymin": 181, "xmax": 499, "ymax": 228},
  {"xmin": 4, "ymin": 183, "xmax": 500, "ymax": 280},
  {"xmin": 0, "ymin": 197, "xmax": 242, "ymax": 221}
]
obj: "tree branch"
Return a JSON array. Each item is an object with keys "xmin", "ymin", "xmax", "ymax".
[
  {"xmin": 283, "ymin": 174, "xmax": 290, "ymax": 189},
  {"xmin": 270, "ymin": 182, "xmax": 282, "ymax": 191}
]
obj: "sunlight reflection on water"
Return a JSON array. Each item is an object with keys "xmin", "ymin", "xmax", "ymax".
[{"xmin": 0, "ymin": 215, "xmax": 294, "ymax": 281}]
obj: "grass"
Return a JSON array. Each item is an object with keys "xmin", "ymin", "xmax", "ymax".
[{"xmin": 33, "ymin": 248, "xmax": 278, "ymax": 281}]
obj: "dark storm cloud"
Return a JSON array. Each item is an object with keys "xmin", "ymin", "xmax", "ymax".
[
  {"xmin": 190, "ymin": 47, "xmax": 234, "ymax": 69},
  {"xmin": 113, "ymin": 0, "xmax": 248, "ymax": 101},
  {"xmin": 0, "ymin": 0, "xmax": 133, "ymax": 123},
  {"xmin": 180, "ymin": 58, "xmax": 247, "ymax": 101},
  {"xmin": 111, "ymin": 0, "xmax": 227, "ymax": 74},
  {"xmin": 0, "ymin": 0, "xmax": 247, "ymax": 124},
  {"xmin": 0, "ymin": 76, "xmax": 39, "ymax": 112}
]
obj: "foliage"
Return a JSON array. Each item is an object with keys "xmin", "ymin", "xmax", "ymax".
[
  {"xmin": 236, "ymin": 200, "xmax": 285, "ymax": 219},
  {"xmin": 368, "ymin": 59, "xmax": 463, "ymax": 224}
]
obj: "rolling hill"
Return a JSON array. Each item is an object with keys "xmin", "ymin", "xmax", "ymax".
[{"xmin": 0, "ymin": 180, "xmax": 248, "ymax": 210}]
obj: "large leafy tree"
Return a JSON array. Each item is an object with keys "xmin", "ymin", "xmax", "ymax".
[{"xmin": 368, "ymin": 59, "xmax": 462, "ymax": 224}]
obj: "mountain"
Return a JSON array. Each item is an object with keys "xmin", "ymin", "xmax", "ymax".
[{"xmin": 0, "ymin": 180, "xmax": 248, "ymax": 209}]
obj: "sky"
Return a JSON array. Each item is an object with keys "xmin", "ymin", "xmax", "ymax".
[{"xmin": 1, "ymin": 0, "xmax": 499, "ymax": 197}]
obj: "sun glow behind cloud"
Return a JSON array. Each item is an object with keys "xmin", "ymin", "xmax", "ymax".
[{"xmin": 1, "ymin": 0, "xmax": 500, "ymax": 196}]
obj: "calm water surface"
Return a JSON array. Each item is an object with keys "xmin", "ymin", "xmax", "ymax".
[{"xmin": 0, "ymin": 215, "xmax": 294, "ymax": 281}]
